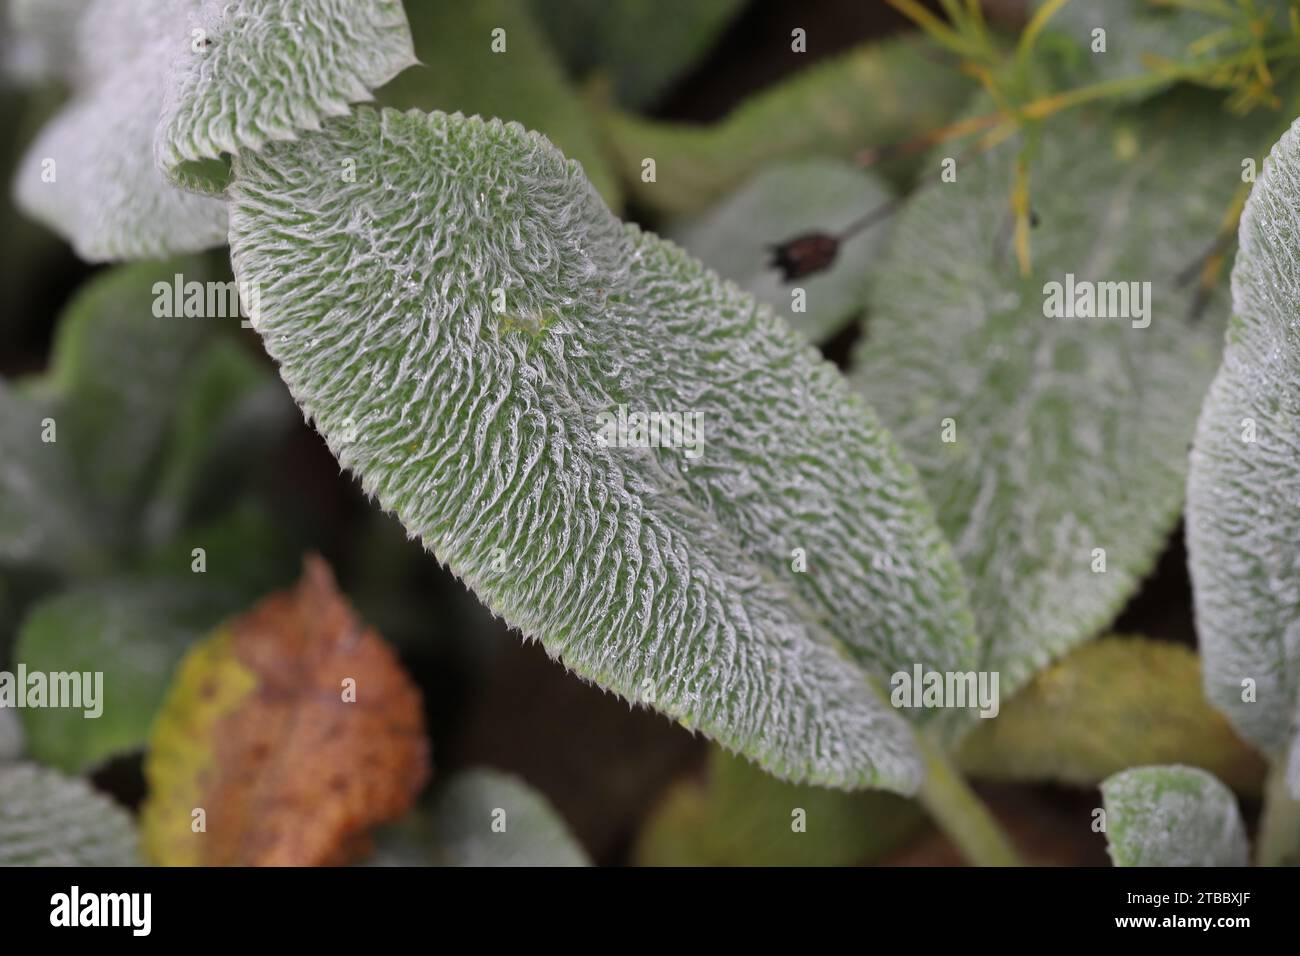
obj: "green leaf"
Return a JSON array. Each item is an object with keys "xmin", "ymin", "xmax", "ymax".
[
  {"xmin": 46, "ymin": 258, "xmax": 213, "ymax": 544},
  {"xmin": 140, "ymin": 502, "xmax": 299, "ymax": 602},
  {"xmin": 531, "ymin": 0, "xmax": 744, "ymax": 108},
  {"xmin": 14, "ymin": 579, "xmax": 234, "ymax": 772},
  {"xmin": 1034, "ymin": 0, "xmax": 1244, "ymax": 102},
  {"xmin": 155, "ymin": 0, "xmax": 416, "ymax": 195},
  {"xmin": 227, "ymin": 107, "xmax": 982, "ymax": 793},
  {"xmin": 0, "ymin": 763, "xmax": 140, "ymax": 865},
  {"xmin": 1187, "ymin": 116, "xmax": 1300, "ymax": 790},
  {"xmin": 635, "ymin": 747, "xmax": 925, "ymax": 866},
  {"xmin": 0, "ymin": 381, "xmax": 103, "ymax": 574},
  {"xmin": 379, "ymin": 0, "xmax": 620, "ymax": 209},
  {"xmin": 958, "ymin": 637, "xmax": 1267, "ymax": 794},
  {"xmin": 852, "ymin": 98, "xmax": 1271, "ymax": 701},
  {"xmin": 370, "ymin": 769, "xmax": 589, "ymax": 867},
  {"xmin": 1101, "ymin": 765, "xmax": 1249, "ymax": 867},
  {"xmin": 600, "ymin": 36, "xmax": 971, "ymax": 217},
  {"xmin": 141, "ymin": 337, "xmax": 291, "ymax": 543},
  {"xmin": 669, "ymin": 159, "xmax": 891, "ymax": 342},
  {"xmin": 11, "ymin": 0, "xmax": 229, "ymax": 261}
]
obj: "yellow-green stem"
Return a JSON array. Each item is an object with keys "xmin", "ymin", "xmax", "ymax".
[
  {"xmin": 916, "ymin": 733, "xmax": 1022, "ymax": 866},
  {"xmin": 1257, "ymin": 751, "xmax": 1300, "ymax": 866}
]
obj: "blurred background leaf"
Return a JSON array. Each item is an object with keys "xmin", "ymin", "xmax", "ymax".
[
  {"xmin": 1101, "ymin": 764, "xmax": 1249, "ymax": 866},
  {"xmin": 958, "ymin": 636, "xmax": 1267, "ymax": 794},
  {"xmin": 1032, "ymin": 0, "xmax": 1233, "ymax": 103},
  {"xmin": 0, "ymin": 380, "xmax": 104, "ymax": 575},
  {"xmin": 601, "ymin": 36, "xmax": 972, "ymax": 217},
  {"xmin": 852, "ymin": 95, "xmax": 1277, "ymax": 703},
  {"xmin": 370, "ymin": 769, "xmax": 590, "ymax": 866},
  {"xmin": 532, "ymin": 0, "xmax": 745, "ymax": 108},
  {"xmin": 634, "ymin": 747, "xmax": 925, "ymax": 866},
  {"xmin": 14, "ymin": 578, "xmax": 237, "ymax": 773},
  {"xmin": 0, "ymin": 706, "xmax": 23, "ymax": 762},
  {"xmin": 41, "ymin": 258, "xmax": 212, "ymax": 545}
]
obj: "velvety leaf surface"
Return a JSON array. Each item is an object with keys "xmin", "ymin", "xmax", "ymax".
[
  {"xmin": 156, "ymin": 0, "xmax": 416, "ymax": 194},
  {"xmin": 601, "ymin": 36, "xmax": 971, "ymax": 216},
  {"xmin": 141, "ymin": 558, "xmax": 429, "ymax": 865},
  {"xmin": 853, "ymin": 99, "xmax": 1270, "ymax": 700},
  {"xmin": 1101, "ymin": 765, "xmax": 1249, "ymax": 867},
  {"xmin": 226, "ymin": 107, "xmax": 983, "ymax": 793},
  {"xmin": 379, "ymin": 0, "xmax": 620, "ymax": 207},
  {"xmin": 0, "ymin": 763, "xmax": 139, "ymax": 865},
  {"xmin": 1187, "ymin": 116, "xmax": 1300, "ymax": 786},
  {"xmin": 531, "ymin": 0, "xmax": 745, "ymax": 108},
  {"xmin": 11, "ymin": 0, "xmax": 228, "ymax": 261},
  {"xmin": 958, "ymin": 637, "xmax": 1266, "ymax": 794},
  {"xmin": 14, "ymin": 579, "xmax": 233, "ymax": 773},
  {"xmin": 669, "ymin": 159, "xmax": 891, "ymax": 342}
]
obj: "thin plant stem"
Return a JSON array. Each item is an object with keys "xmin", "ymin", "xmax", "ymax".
[
  {"xmin": 916, "ymin": 733, "xmax": 1022, "ymax": 866},
  {"xmin": 1257, "ymin": 752, "xmax": 1300, "ymax": 866}
]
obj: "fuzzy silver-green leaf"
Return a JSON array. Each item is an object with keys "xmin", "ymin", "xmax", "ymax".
[
  {"xmin": 1101, "ymin": 765, "xmax": 1249, "ymax": 867},
  {"xmin": 156, "ymin": 0, "xmax": 416, "ymax": 194},
  {"xmin": 228, "ymin": 107, "xmax": 982, "ymax": 793},
  {"xmin": 1187, "ymin": 117, "xmax": 1300, "ymax": 789},
  {"xmin": 11, "ymin": 0, "xmax": 228, "ymax": 261},
  {"xmin": 0, "ymin": 763, "xmax": 140, "ymax": 865},
  {"xmin": 853, "ymin": 100, "xmax": 1268, "ymax": 700}
]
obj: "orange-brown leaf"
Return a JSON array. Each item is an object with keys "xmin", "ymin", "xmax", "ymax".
[{"xmin": 142, "ymin": 556, "xmax": 430, "ymax": 866}]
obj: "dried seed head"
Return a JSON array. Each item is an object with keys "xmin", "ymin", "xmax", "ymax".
[{"xmin": 768, "ymin": 232, "xmax": 840, "ymax": 281}]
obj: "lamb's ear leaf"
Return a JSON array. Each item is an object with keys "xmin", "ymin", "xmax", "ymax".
[
  {"xmin": 530, "ymin": 0, "xmax": 745, "ymax": 109},
  {"xmin": 368, "ymin": 769, "xmax": 589, "ymax": 867},
  {"xmin": 155, "ymin": 0, "xmax": 416, "ymax": 196},
  {"xmin": 635, "ymin": 747, "xmax": 926, "ymax": 866},
  {"xmin": 1187, "ymin": 116, "xmax": 1300, "ymax": 792},
  {"xmin": 600, "ymin": 36, "xmax": 971, "ymax": 217},
  {"xmin": 5, "ymin": 0, "xmax": 91, "ymax": 84},
  {"xmin": 957, "ymin": 637, "xmax": 1267, "ymax": 793},
  {"xmin": 669, "ymin": 159, "xmax": 891, "ymax": 343},
  {"xmin": 378, "ymin": 0, "xmax": 620, "ymax": 209},
  {"xmin": 11, "ymin": 0, "xmax": 228, "ymax": 262},
  {"xmin": 0, "ymin": 763, "xmax": 140, "ymax": 865},
  {"xmin": 227, "ymin": 106, "xmax": 983, "ymax": 793},
  {"xmin": 852, "ymin": 97, "xmax": 1274, "ymax": 704},
  {"xmin": 14, "ymin": 579, "xmax": 235, "ymax": 773},
  {"xmin": 1032, "ymin": 0, "xmax": 1258, "ymax": 102},
  {"xmin": 1101, "ymin": 765, "xmax": 1249, "ymax": 867},
  {"xmin": 0, "ymin": 381, "xmax": 104, "ymax": 574}
]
